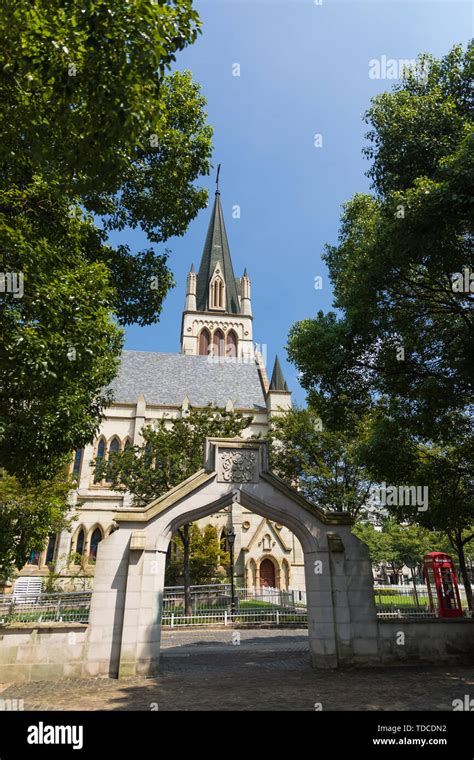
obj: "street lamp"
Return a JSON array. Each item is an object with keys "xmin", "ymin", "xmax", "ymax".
[{"xmin": 226, "ymin": 527, "xmax": 236, "ymax": 616}]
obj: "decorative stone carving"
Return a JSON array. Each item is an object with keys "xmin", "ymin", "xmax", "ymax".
[{"xmin": 218, "ymin": 449, "xmax": 258, "ymax": 482}]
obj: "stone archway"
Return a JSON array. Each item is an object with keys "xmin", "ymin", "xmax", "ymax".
[{"xmin": 85, "ymin": 438, "xmax": 380, "ymax": 678}]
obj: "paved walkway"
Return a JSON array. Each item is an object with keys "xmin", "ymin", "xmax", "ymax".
[{"xmin": 1, "ymin": 629, "xmax": 473, "ymax": 711}]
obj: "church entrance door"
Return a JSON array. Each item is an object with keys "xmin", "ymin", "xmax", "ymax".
[{"xmin": 260, "ymin": 558, "xmax": 276, "ymax": 588}]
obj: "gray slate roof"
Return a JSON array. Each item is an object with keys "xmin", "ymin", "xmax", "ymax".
[{"xmin": 108, "ymin": 351, "xmax": 266, "ymax": 410}]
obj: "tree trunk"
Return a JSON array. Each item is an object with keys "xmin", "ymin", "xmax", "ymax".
[
  {"xmin": 182, "ymin": 524, "xmax": 192, "ymax": 616},
  {"xmin": 453, "ymin": 530, "xmax": 473, "ymax": 612}
]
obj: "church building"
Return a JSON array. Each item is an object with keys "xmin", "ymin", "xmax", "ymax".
[{"xmin": 16, "ymin": 184, "xmax": 306, "ymax": 593}]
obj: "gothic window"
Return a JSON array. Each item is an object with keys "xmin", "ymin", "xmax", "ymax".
[
  {"xmin": 106, "ymin": 437, "xmax": 120, "ymax": 483},
  {"xmin": 94, "ymin": 438, "xmax": 106, "ymax": 482},
  {"xmin": 198, "ymin": 328, "xmax": 210, "ymax": 356},
  {"xmin": 226, "ymin": 330, "xmax": 238, "ymax": 358},
  {"xmin": 28, "ymin": 549, "xmax": 41, "ymax": 566},
  {"xmin": 124, "ymin": 438, "xmax": 132, "ymax": 451},
  {"xmin": 144, "ymin": 441, "xmax": 153, "ymax": 468},
  {"xmin": 89, "ymin": 527, "xmax": 103, "ymax": 562},
  {"xmin": 212, "ymin": 329, "xmax": 224, "ymax": 357},
  {"xmin": 210, "ymin": 274, "xmax": 225, "ymax": 309},
  {"xmin": 45, "ymin": 533, "xmax": 57, "ymax": 565},
  {"xmin": 72, "ymin": 448, "xmax": 83, "ymax": 478},
  {"xmin": 74, "ymin": 528, "xmax": 85, "ymax": 564}
]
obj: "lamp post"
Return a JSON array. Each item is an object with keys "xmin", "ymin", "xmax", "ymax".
[{"xmin": 226, "ymin": 527, "xmax": 236, "ymax": 617}]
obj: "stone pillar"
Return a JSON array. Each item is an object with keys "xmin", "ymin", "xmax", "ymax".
[
  {"xmin": 118, "ymin": 542, "xmax": 166, "ymax": 678},
  {"xmin": 54, "ymin": 529, "xmax": 72, "ymax": 573},
  {"xmin": 85, "ymin": 528, "xmax": 131, "ymax": 678},
  {"xmin": 304, "ymin": 548, "xmax": 338, "ymax": 669}
]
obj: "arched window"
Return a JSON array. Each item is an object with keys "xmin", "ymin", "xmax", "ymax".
[
  {"xmin": 45, "ymin": 533, "xmax": 57, "ymax": 565},
  {"xmin": 106, "ymin": 438, "xmax": 120, "ymax": 483},
  {"xmin": 212, "ymin": 277, "xmax": 224, "ymax": 308},
  {"xmin": 89, "ymin": 528, "xmax": 103, "ymax": 562},
  {"xmin": 94, "ymin": 439, "xmax": 106, "ymax": 482},
  {"xmin": 212, "ymin": 329, "xmax": 224, "ymax": 357},
  {"xmin": 72, "ymin": 448, "xmax": 83, "ymax": 478},
  {"xmin": 124, "ymin": 438, "xmax": 132, "ymax": 451},
  {"xmin": 226, "ymin": 330, "xmax": 238, "ymax": 358},
  {"xmin": 28, "ymin": 549, "xmax": 41, "ymax": 566},
  {"xmin": 74, "ymin": 528, "xmax": 85, "ymax": 564},
  {"xmin": 198, "ymin": 328, "xmax": 210, "ymax": 356},
  {"xmin": 143, "ymin": 441, "xmax": 153, "ymax": 468},
  {"xmin": 108, "ymin": 438, "xmax": 120, "ymax": 456}
]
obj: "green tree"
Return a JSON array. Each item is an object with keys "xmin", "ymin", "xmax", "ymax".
[
  {"xmin": 286, "ymin": 45, "xmax": 473, "ymax": 606},
  {"xmin": 0, "ymin": 469, "xmax": 72, "ymax": 577},
  {"xmin": 352, "ymin": 521, "xmax": 401, "ymax": 581},
  {"xmin": 268, "ymin": 407, "xmax": 375, "ymax": 518},
  {"xmin": 96, "ymin": 405, "xmax": 252, "ymax": 613},
  {"xmin": 287, "ymin": 44, "xmax": 473, "ymax": 440},
  {"xmin": 360, "ymin": 415, "xmax": 474, "ymax": 608},
  {"xmin": 0, "ymin": 0, "xmax": 213, "ymax": 482},
  {"xmin": 166, "ymin": 524, "xmax": 229, "ymax": 588}
]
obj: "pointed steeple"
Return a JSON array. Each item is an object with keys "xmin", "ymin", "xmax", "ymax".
[
  {"xmin": 196, "ymin": 184, "xmax": 240, "ymax": 314},
  {"xmin": 269, "ymin": 356, "xmax": 289, "ymax": 392}
]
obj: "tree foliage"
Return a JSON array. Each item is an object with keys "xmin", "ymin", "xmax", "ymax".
[
  {"xmin": 268, "ymin": 407, "xmax": 374, "ymax": 518},
  {"xmin": 165, "ymin": 524, "xmax": 229, "ymax": 587},
  {"xmin": 286, "ymin": 44, "xmax": 473, "ymax": 605},
  {"xmin": 288, "ymin": 44, "xmax": 473, "ymax": 440},
  {"xmin": 0, "ymin": 469, "xmax": 72, "ymax": 576},
  {"xmin": 0, "ymin": 1, "xmax": 213, "ymax": 481},
  {"xmin": 97, "ymin": 406, "xmax": 253, "ymax": 506}
]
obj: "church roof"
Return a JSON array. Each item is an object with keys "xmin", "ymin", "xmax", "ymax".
[
  {"xmin": 196, "ymin": 191, "xmax": 241, "ymax": 314},
  {"xmin": 108, "ymin": 351, "xmax": 266, "ymax": 410},
  {"xmin": 269, "ymin": 355, "xmax": 289, "ymax": 392}
]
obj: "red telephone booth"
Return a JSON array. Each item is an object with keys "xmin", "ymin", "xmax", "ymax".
[{"xmin": 423, "ymin": 552, "xmax": 463, "ymax": 618}]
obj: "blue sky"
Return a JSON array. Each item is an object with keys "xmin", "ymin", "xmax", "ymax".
[{"xmin": 115, "ymin": 0, "xmax": 472, "ymax": 405}]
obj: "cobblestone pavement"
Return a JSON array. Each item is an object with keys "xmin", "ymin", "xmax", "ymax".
[{"xmin": 1, "ymin": 629, "xmax": 473, "ymax": 711}]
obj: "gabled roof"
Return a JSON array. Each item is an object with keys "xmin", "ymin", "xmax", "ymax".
[
  {"xmin": 107, "ymin": 351, "xmax": 266, "ymax": 410},
  {"xmin": 269, "ymin": 355, "xmax": 289, "ymax": 392},
  {"xmin": 196, "ymin": 191, "xmax": 241, "ymax": 314}
]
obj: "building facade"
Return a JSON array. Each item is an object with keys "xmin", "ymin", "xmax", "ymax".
[{"xmin": 16, "ymin": 187, "xmax": 305, "ymax": 592}]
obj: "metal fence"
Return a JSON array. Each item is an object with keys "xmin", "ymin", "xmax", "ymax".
[
  {"xmin": 0, "ymin": 592, "xmax": 91, "ymax": 624},
  {"xmin": 0, "ymin": 584, "xmax": 470, "ymax": 627},
  {"xmin": 163, "ymin": 584, "xmax": 306, "ymax": 615},
  {"xmin": 373, "ymin": 585, "xmax": 470, "ymax": 618},
  {"xmin": 162, "ymin": 608, "xmax": 308, "ymax": 627}
]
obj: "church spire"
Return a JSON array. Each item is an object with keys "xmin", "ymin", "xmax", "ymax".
[
  {"xmin": 195, "ymin": 172, "xmax": 240, "ymax": 314},
  {"xmin": 269, "ymin": 355, "xmax": 289, "ymax": 392}
]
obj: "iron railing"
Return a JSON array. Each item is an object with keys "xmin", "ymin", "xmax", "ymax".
[
  {"xmin": 373, "ymin": 585, "xmax": 470, "ymax": 618},
  {"xmin": 0, "ymin": 592, "xmax": 91, "ymax": 624},
  {"xmin": 162, "ymin": 608, "xmax": 308, "ymax": 627},
  {"xmin": 0, "ymin": 585, "xmax": 469, "ymax": 627}
]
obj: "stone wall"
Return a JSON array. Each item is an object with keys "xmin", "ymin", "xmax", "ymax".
[
  {"xmin": 378, "ymin": 618, "xmax": 474, "ymax": 664},
  {"xmin": 1, "ymin": 618, "xmax": 473, "ymax": 683},
  {"xmin": 0, "ymin": 624, "xmax": 89, "ymax": 682}
]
